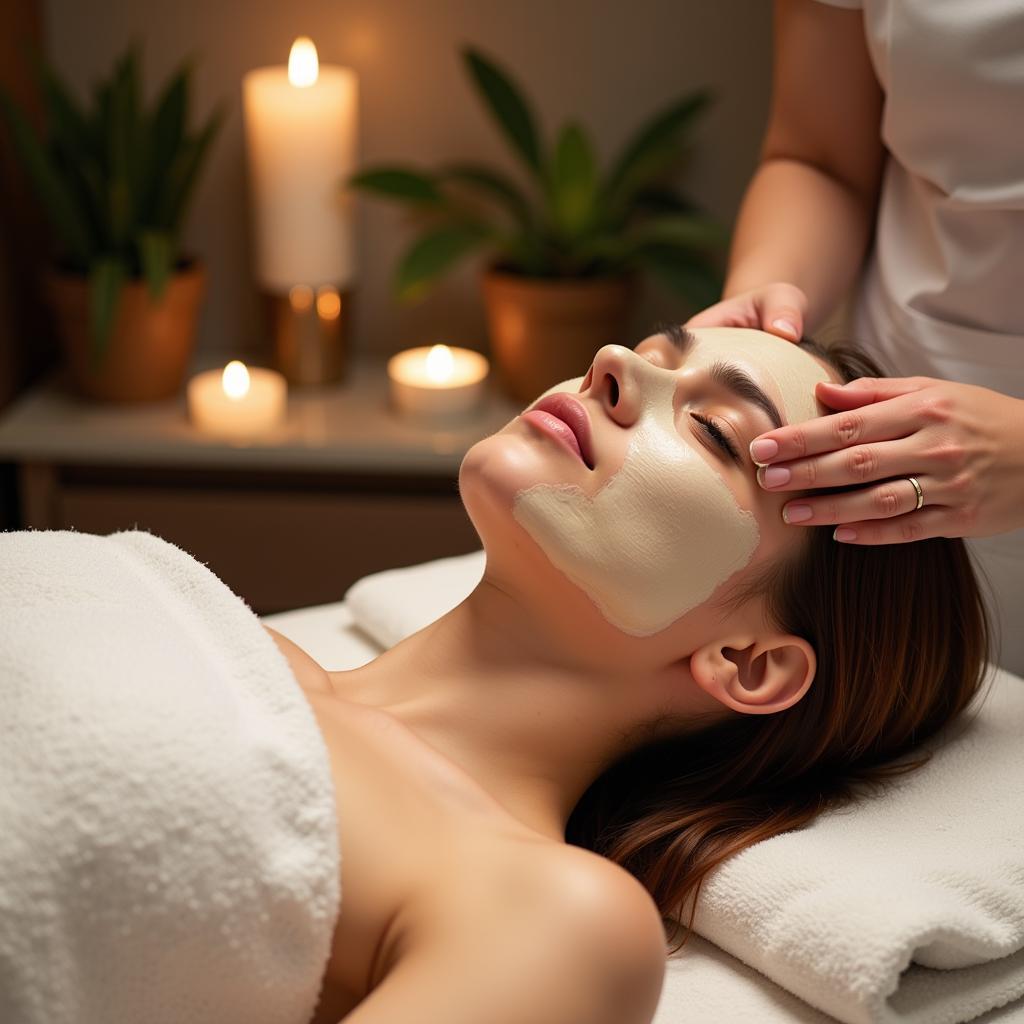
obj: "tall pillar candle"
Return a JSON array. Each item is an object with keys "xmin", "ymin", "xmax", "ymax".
[{"xmin": 242, "ymin": 38, "xmax": 358, "ymax": 291}]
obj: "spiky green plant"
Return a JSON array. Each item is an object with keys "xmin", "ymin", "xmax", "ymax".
[
  {"xmin": 0, "ymin": 44, "xmax": 224, "ymax": 367},
  {"xmin": 349, "ymin": 46, "xmax": 728, "ymax": 309}
]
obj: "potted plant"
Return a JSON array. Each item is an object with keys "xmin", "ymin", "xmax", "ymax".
[
  {"xmin": 0, "ymin": 45, "xmax": 224, "ymax": 402},
  {"xmin": 349, "ymin": 46, "xmax": 727, "ymax": 402}
]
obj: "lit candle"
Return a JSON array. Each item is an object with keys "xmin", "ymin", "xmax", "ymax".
[
  {"xmin": 242, "ymin": 37, "xmax": 358, "ymax": 292},
  {"xmin": 187, "ymin": 361, "xmax": 287, "ymax": 440},
  {"xmin": 387, "ymin": 344, "xmax": 490, "ymax": 422}
]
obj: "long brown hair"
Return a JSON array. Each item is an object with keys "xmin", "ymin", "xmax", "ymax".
[{"xmin": 564, "ymin": 339, "xmax": 994, "ymax": 954}]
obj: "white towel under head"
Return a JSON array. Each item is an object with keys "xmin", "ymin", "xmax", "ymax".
[
  {"xmin": 344, "ymin": 548, "xmax": 1024, "ymax": 1024},
  {"xmin": 0, "ymin": 529, "xmax": 341, "ymax": 1024}
]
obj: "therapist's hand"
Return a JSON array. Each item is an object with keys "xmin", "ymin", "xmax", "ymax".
[
  {"xmin": 750, "ymin": 376, "xmax": 1024, "ymax": 544},
  {"xmin": 685, "ymin": 282, "xmax": 808, "ymax": 343}
]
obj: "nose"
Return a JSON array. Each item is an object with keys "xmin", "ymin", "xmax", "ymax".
[{"xmin": 582, "ymin": 344, "xmax": 650, "ymax": 427}]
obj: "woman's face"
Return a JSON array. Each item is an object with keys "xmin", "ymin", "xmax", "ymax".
[{"xmin": 459, "ymin": 326, "xmax": 837, "ymax": 645}]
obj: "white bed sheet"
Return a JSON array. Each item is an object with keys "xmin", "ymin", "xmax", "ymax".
[{"xmin": 261, "ymin": 601, "xmax": 1024, "ymax": 1024}]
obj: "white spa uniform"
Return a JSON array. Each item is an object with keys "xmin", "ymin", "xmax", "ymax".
[{"xmin": 813, "ymin": 0, "xmax": 1024, "ymax": 677}]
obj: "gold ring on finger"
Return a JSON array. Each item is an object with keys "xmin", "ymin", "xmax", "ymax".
[{"xmin": 906, "ymin": 475, "xmax": 924, "ymax": 511}]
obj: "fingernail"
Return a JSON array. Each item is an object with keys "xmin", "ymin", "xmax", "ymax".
[
  {"xmin": 834, "ymin": 527, "xmax": 857, "ymax": 542},
  {"xmin": 749, "ymin": 439, "xmax": 778, "ymax": 464},
  {"xmin": 771, "ymin": 318, "xmax": 799, "ymax": 338},
  {"xmin": 782, "ymin": 504, "xmax": 813, "ymax": 524},
  {"xmin": 761, "ymin": 466, "xmax": 790, "ymax": 488}
]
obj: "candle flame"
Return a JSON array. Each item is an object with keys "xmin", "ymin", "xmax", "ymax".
[
  {"xmin": 288, "ymin": 37, "xmax": 319, "ymax": 87},
  {"xmin": 316, "ymin": 286, "xmax": 341, "ymax": 320},
  {"xmin": 425, "ymin": 344, "xmax": 454, "ymax": 383},
  {"xmin": 222, "ymin": 360, "xmax": 251, "ymax": 400}
]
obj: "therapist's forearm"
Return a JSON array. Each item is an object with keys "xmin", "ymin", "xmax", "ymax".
[{"xmin": 722, "ymin": 156, "xmax": 878, "ymax": 334}]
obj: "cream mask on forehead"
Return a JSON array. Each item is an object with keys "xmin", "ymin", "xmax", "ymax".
[
  {"xmin": 689, "ymin": 326, "xmax": 833, "ymax": 425},
  {"xmin": 512, "ymin": 367, "xmax": 761, "ymax": 637}
]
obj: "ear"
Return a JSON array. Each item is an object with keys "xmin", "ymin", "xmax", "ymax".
[{"xmin": 689, "ymin": 634, "xmax": 816, "ymax": 715}]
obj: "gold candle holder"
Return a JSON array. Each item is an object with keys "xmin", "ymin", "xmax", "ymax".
[{"xmin": 267, "ymin": 283, "xmax": 353, "ymax": 386}]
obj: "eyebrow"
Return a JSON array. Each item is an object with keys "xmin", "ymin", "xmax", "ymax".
[{"xmin": 653, "ymin": 323, "xmax": 785, "ymax": 430}]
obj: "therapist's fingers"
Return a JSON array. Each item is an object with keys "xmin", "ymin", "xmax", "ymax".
[
  {"xmin": 780, "ymin": 473, "xmax": 937, "ymax": 526},
  {"xmin": 814, "ymin": 375, "xmax": 937, "ymax": 408},
  {"xmin": 757, "ymin": 435, "xmax": 925, "ymax": 492},
  {"xmin": 684, "ymin": 281, "xmax": 807, "ymax": 342},
  {"xmin": 748, "ymin": 392, "xmax": 921, "ymax": 467},
  {"xmin": 830, "ymin": 506, "xmax": 953, "ymax": 546}
]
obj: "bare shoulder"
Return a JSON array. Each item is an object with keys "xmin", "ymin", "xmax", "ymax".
[
  {"xmin": 262, "ymin": 624, "xmax": 332, "ymax": 694},
  {"xmin": 361, "ymin": 842, "xmax": 667, "ymax": 1024}
]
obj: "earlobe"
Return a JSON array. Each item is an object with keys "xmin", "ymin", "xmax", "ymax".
[{"xmin": 690, "ymin": 636, "xmax": 816, "ymax": 716}]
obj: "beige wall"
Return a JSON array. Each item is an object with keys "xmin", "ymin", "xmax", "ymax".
[{"xmin": 43, "ymin": 0, "xmax": 773, "ymax": 362}]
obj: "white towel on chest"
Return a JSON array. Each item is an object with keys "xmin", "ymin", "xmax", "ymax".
[{"xmin": 0, "ymin": 528, "xmax": 341, "ymax": 1024}]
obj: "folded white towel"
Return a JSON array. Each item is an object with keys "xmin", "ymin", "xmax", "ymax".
[
  {"xmin": 344, "ymin": 548, "xmax": 486, "ymax": 649},
  {"xmin": 0, "ymin": 528, "xmax": 340, "ymax": 1024},
  {"xmin": 344, "ymin": 550, "xmax": 1024, "ymax": 1024}
]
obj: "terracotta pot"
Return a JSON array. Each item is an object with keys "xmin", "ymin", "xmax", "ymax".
[
  {"xmin": 481, "ymin": 267, "xmax": 638, "ymax": 403},
  {"xmin": 47, "ymin": 263, "xmax": 206, "ymax": 402}
]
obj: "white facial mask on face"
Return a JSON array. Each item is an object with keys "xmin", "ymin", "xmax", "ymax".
[
  {"xmin": 688, "ymin": 327, "xmax": 832, "ymax": 425},
  {"xmin": 512, "ymin": 365, "xmax": 761, "ymax": 637}
]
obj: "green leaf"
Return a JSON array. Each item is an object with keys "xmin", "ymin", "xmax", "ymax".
[
  {"xmin": 631, "ymin": 186, "xmax": 700, "ymax": 217},
  {"xmin": 347, "ymin": 167, "xmax": 446, "ymax": 207},
  {"xmin": 603, "ymin": 90, "xmax": 712, "ymax": 210},
  {"xmin": 437, "ymin": 162, "xmax": 533, "ymax": 229},
  {"xmin": 30, "ymin": 53, "xmax": 95, "ymax": 159},
  {"xmin": 0, "ymin": 87, "xmax": 94, "ymax": 265},
  {"xmin": 625, "ymin": 214, "xmax": 730, "ymax": 253},
  {"xmin": 546, "ymin": 121, "xmax": 598, "ymax": 237},
  {"xmin": 462, "ymin": 47, "xmax": 543, "ymax": 178},
  {"xmin": 139, "ymin": 60, "xmax": 190, "ymax": 223},
  {"xmin": 104, "ymin": 47, "xmax": 143, "ymax": 248},
  {"xmin": 88, "ymin": 257, "xmax": 126, "ymax": 368},
  {"xmin": 632, "ymin": 244, "xmax": 723, "ymax": 310},
  {"xmin": 138, "ymin": 230, "xmax": 173, "ymax": 300},
  {"xmin": 154, "ymin": 101, "xmax": 225, "ymax": 233},
  {"xmin": 394, "ymin": 221, "xmax": 492, "ymax": 303}
]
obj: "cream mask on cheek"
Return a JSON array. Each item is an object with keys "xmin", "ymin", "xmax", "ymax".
[{"xmin": 512, "ymin": 367, "xmax": 761, "ymax": 637}]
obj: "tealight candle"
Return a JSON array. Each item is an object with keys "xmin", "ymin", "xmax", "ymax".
[
  {"xmin": 387, "ymin": 344, "xmax": 490, "ymax": 422},
  {"xmin": 187, "ymin": 361, "xmax": 287, "ymax": 440}
]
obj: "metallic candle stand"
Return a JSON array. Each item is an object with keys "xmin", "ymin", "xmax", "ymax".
[{"xmin": 267, "ymin": 283, "xmax": 353, "ymax": 386}]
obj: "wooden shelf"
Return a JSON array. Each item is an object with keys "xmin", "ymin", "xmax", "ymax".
[{"xmin": 0, "ymin": 355, "xmax": 519, "ymax": 613}]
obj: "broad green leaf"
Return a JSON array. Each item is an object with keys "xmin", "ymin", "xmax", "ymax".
[
  {"xmin": 155, "ymin": 101, "xmax": 225, "ymax": 232},
  {"xmin": 462, "ymin": 47, "xmax": 543, "ymax": 177},
  {"xmin": 437, "ymin": 162, "xmax": 533, "ymax": 229},
  {"xmin": 546, "ymin": 121, "xmax": 598, "ymax": 237},
  {"xmin": 348, "ymin": 167, "xmax": 445, "ymax": 206},
  {"xmin": 88, "ymin": 256, "xmax": 126, "ymax": 368},
  {"xmin": 138, "ymin": 230, "xmax": 173, "ymax": 300},
  {"xmin": 632, "ymin": 243, "xmax": 723, "ymax": 310},
  {"xmin": 394, "ymin": 221, "xmax": 491, "ymax": 303},
  {"xmin": 0, "ymin": 87, "xmax": 94, "ymax": 265},
  {"xmin": 603, "ymin": 90, "xmax": 712, "ymax": 209}
]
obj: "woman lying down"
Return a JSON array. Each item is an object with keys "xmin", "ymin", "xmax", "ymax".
[{"xmin": 0, "ymin": 326, "xmax": 990, "ymax": 1024}]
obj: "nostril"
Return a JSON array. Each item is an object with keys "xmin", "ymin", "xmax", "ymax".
[{"xmin": 606, "ymin": 374, "xmax": 619, "ymax": 406}]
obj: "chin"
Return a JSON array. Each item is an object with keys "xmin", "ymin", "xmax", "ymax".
[{"xmin": 456, "ymin": 425, "xmax": 577, "ymax": 575}]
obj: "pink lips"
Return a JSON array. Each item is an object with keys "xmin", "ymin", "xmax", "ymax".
[{"xmin": 520, "ymin": 394, "xmax": 595, "ymax": 469}]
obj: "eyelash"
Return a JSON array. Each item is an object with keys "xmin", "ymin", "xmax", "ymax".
[{"xmin": 691, "ymin": 412, "xmax": 742, "ymax": 464}]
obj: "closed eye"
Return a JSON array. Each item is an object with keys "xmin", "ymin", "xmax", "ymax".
[{"xmin": 691, "ymin": 412, "xmax": 742, "ymax": 465}]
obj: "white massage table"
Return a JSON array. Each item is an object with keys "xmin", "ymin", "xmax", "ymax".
[{"xmin": 263, "ymin": 594, "xmax": 1024, "ymax": 1024}]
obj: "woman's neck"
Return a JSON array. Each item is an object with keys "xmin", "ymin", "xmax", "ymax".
[{"xmin": 327, "ymin": 575, "xmax": 715, "ymax": 842}]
